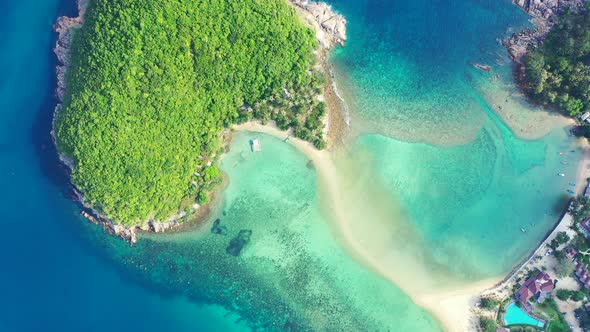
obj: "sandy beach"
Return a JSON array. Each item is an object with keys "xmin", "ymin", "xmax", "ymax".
[
  {"xmin": 482, "ymin": 79, "xmax": 574, "ymax": 140},
  {"xmin": 233, "ymin": 121, "xmax": 498, "ymax": 331},
  {"xmin": 575, "ymin": 139, "xmax": 590, "ymax": 195}
]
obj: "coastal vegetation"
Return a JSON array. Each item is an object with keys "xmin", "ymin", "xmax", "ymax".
[
  {"xmin": 537, "ymin": 299, "xmax": 571, "ymax": 332},
  {"xmin": 523, "ymin": 5, "xmax": 590, "ymax": 117},
  {"xmin": 478, "ymin": 316, "xmax": 496, "ymax": 332},
  {"xmin": 569, "ymin": 196, "xmax": 590, "ymax": 223},
  {"xmin": 574, "ymin": 307, "xmax": 590, "ymax": 329},
  {"xmin": 55, "ymin": 0, "xmax": 323, "ymax": 225},
  {"xmin": 555, "ymin": 259, "xmax": 575, "ymax": 278},
  {"xmin": 480, "ymin": 296, "xmax": 501, "ymax": 309},
  {"xmin": 550, "ymin": 231, "xmax": 571, "ymax": 250},
  {"xmin": 571, "ymin": 230, "xmax": 590, "ymax": 267},
  {"xmin": 556, "ymin": 289, "xmax": 584, "ymax": 302}
]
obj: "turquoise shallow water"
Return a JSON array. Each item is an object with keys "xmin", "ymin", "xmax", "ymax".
[
  {"xmin": 326, "ymin": 0, "xmax": 582, "ymax": 280},
  {"xmin": 88, "ymin": 132, "xmax": 441, "ymax": 330},
  {"xmin": 327, "ymin": 0, "xmax": 536, "ymax": 143},
  {"xmin": 1, "ymin": 0, "xmax": 585, "ymax": 330}
]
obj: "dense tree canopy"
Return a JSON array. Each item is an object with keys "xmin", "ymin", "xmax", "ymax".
[
  {"xmin": 55, "ymin": 0, "xmax": 319, "ymax": 225},
  {"xmin": 524, "ymin": 5, "xmax": 590, "ymax": 117}
]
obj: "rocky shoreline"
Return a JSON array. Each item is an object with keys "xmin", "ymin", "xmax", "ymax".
[
  {"xmin": 51, "ymin": 0, "xmax": 347, "ymax": 245},
  {"xmin": 289, "ymin": 0, "xmax": 346, "ymax": 48},
  {"xmin": 52, "ymin": 0, "xmax": 186, "ymax": 244},
  {"xmin": 504, "ymin": 0, "xmax": 586, "ymax": 64},
  {"xmin": 288, "ymin": 0, "xmax": 349, "ymax": 146}
]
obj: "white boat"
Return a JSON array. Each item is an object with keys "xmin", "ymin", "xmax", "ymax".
[
  {"xmin": 558, "ymin": 173, "xmax": 565, "ymax": 177},
  {"xmin": 251, "ymin": 138, "xmax": 261, "ymax": 152}
]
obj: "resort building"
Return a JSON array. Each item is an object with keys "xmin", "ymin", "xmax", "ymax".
[
  {"xmin": 565, "ymin": 247, "xmax": 578, "ymax": 261},
  {"xmin": 515, "ymin": 270, "xmax": 555, "ymax": 304},
  {"xmin": 575, "ymin": 262, "xmax": 590, "ymax": 289},
  {"xmin": 580, "ymin": 217, "xmax": 590, "ymax": 238}
]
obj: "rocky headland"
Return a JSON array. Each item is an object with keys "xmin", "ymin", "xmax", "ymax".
[
  {"xmin": 52, "ymin": 0, "xmax": 347, "ymax": 244},
  {"xmin": 504, "ymin": 0, "xmax": 586, "ymax": 63},
  {"xmin": 289, "ymin": 0, "xmax": 346, "ymax": 48}
]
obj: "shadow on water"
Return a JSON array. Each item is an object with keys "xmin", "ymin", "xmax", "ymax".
[
  {"xmin": 30, "ymin": 0, "xmax": 76, "ymax": 195},
  {"xmin": 552, "ymin": 194, "xmax": 573, "ymax": 215},
  {"xmin": 27, "ymin": 0, "xmax": 114, "ymax": 260}
]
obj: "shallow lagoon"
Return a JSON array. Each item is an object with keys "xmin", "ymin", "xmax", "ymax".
[
  {"xmin": 327, "ymin": 0, "xmax": 581, "ymax": 281},
  {"xmin": 89, "ymin": 132, "xmax": 442, "ymax": 330}
]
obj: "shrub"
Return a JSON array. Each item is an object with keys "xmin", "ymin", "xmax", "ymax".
[
  {"xmin": 478, "ymin": 317, "xmax": 496, "ymax": 332},
  {"xmin": 556, "ymin": 289, "xmax": 573, "ymax": 301},
  {"xmin": 479, "ymin": 297, "xmax": 500, "ymax": 309}
]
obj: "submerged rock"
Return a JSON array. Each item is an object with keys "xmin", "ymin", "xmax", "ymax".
[
  {"xmin": 226, "ymin": 230, "xmax": 252, "ymax": 256},
  {"xmin": 210, "ymin": 218, "xmax": 228, "ymax": 235}
]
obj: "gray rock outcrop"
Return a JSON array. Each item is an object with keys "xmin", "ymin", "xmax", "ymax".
[
  {"xmin": 290, "ymin": 0, "xmax": 347, "ymax": 48},
  {"xmin": 504, "ymin": 0, "xmax": 586, "ymax": 63}
]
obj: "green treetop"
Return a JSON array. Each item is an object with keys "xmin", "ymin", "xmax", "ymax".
[{"xmin": 524, "ymin": 5, "xmax": 590, "ymax": 117}]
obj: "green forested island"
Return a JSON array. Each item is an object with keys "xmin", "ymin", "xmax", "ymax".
[
  {"xmin": 55, "ymin": 0, "xmax": 325, "ymax": 226},
  {"xmin": 524, "ymin": 5, "xmax": 590, "ymax": 117}
]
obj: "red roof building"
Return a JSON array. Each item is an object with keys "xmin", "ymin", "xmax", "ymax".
[
  {"xmin": 576, "ymin": 262, "xmax": 590, "ymax": 289},
  {"xmin": 515, "ymin": 270, "xmax": 555, "ymax": 303},
  {"xmin": 565, "ymin": 247, "xmax": 578, "ymax": 261},
  {"xmin": 581, "ymin": 217, "xmax": 590, "ymax": 238}
]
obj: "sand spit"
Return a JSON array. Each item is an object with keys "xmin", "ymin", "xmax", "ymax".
[
  {"xmin": 481, "ymin": 80, "xmax": 574, "ymax": 140},
  {"xmin": 418, "ymin": 278, "xmax": 500, "ymax": 332},
  {"xmin": 234, "ymin": 121, "xmax": 495, "ymax": 331}
]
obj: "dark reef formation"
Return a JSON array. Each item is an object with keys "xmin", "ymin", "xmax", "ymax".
[{"xmin": 226, "ymin": 230, "xmax": 253, "ymax": 256}]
